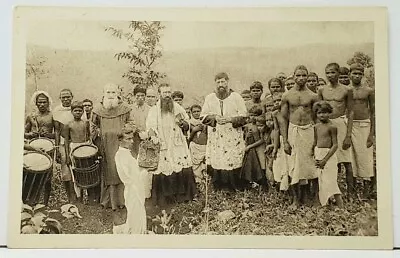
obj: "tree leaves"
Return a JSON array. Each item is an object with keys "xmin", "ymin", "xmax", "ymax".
[{"xmin": 105, "ymin": 21, "xmax": 166, "ymax": 99}]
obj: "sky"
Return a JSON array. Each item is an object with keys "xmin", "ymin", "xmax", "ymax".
[{"xmin": 26, "ymin": 20, "xmax": 374, "ymax": 51}]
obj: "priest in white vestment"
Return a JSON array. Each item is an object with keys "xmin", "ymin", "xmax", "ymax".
[
  {"xmin": 144, "ymin": 83, "xmax": 197, "ymax": 206},
  {"xmin": 201, "ymin": 72, "xmax": 248, "ymax": 191}
]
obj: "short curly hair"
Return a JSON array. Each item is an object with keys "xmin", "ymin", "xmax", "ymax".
[
  {"xmin": 250, "ymin": 81, "xmax": 263, "ymax": 91},
  {"xmin": 313, "ymin": 101, "xmax": 333, "ymax": 114}
]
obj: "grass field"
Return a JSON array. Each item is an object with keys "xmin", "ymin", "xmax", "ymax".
[{"xmin": 43, "ymin": 164, "xmax": 378, "ymax": 236}]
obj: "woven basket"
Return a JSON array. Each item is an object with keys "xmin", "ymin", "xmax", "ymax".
[{"xmin": 138, "ymin": 139, "xmax": 160, "ymax": 171}]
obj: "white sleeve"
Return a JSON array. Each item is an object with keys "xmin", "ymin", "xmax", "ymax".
[
  {"xmin": 115, "ymin": 151, "xmax": 133, "ymax": 185},
  {"xmin": 235, "ymin": 93, "xmax": 248, "ymax": 117},
  {"xmin": 200, "ymin": 94, "xmax": 213, "ymax": 119},
  {"xmin": 145, "ymin": 106, "xmax": 158, "ymax": 136}
]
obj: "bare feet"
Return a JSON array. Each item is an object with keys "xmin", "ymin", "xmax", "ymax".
[
  {"xmin": 312, "ymin": 198, "xmax": 320, "ymax": 208},
  {"xmin": 289, "ymin": 199, "xmax": 299, "ymax": 211},
  {"xmin": 335, "ymin": 195, "xmax": 344, "ymax": 209}
]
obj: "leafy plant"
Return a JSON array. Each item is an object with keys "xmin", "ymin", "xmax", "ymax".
[
  {"xmin": 105, "ymin": 21, "xmax": 166, "ymax": 103},
  {"xmin": 151, "ymin": 209, "xmax": 175, "ymax": 234},
  {"xmin": 20, "ymin": 203, "xmax": 62, "ymax": 234},
  {"xmin": 26, "ymin": 56, "xmax": 49, "ymax": 91}
]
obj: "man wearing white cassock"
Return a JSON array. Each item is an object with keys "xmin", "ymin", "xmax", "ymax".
[
  {"xmin": 145, "ymin": 83, "xmax": 197, "ymax": 207},
  {"xmin": 201, "ymin": 72, "xmax": 248, "ymax": 191}
]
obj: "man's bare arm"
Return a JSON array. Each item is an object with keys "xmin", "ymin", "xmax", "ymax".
[
  {"xmin": 64, "ymin": 124, "xmax": 71, "ymax": 164},
  {"xmin": 24, "ymin": 116, "xmax": 36, "ymax": 139},
  {"xmin": 345, "ymin": 88, "xmax": 354, "ymax": 138},
  {"xmin": 311, "ymin": 126, "xmax": 317, "ymax": 154},
  {"xmin": 54, "ymin": 120, "xmax": 61, "ymax": 147},
  {"xmin": 311, "ymin": 95, "xmax": 319, "ymax": 124},
  {"xmin": 368, "ymin": 88, "xmax": 375, "ymax": 147},
  {"xmin": 317, "ymin": 87, "xmax": 324, "ymax": 101},
  {"xmin": 281, "ymin": 94, "xmax": 289, "ymax": 143}
]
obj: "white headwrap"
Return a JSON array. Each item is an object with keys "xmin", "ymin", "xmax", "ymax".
[{"xmin": 29, "ymin": 90, "xmax": 53, "ymax": 114}]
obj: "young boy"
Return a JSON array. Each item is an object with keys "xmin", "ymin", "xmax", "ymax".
[
  {"xmin": 264, "ymin": 112, "xmax": 275, "ymax": 184},
  {"xmin": 339, "ymin": 66, "xmax": 351, "ymax": 86},
  {"xmin": 285, "ymin": 77, "xmax": 296, "ymax": 91},
  {"xmin": 114, "ymin": 125, "xmax": 147, "ymax": 234},
  {"xmin": 172, "ymin": 91, "xmax": 184, "ymax": 106},
  {"xmin": 318, "ymin": 63, "xmax": 354, "ymax": 198},
  {"xmin": 306, "ymin": 72, "xmax": 319, "ymax": 93},
  {"xmin": 348, "ymin": 63, "xmax": 375, "ymax": 199},
  {"xmin": 188, "ymin": 104, "xmax": 208, "ymax": 183},
  {"xmin": 64, "ymin": 101, "xmax": 91, "ymax": 203},
  {"xmin": 312, "ymin": 101, "xmax": 343, "ymax": 208},
  {"xmin": 241, "ymin": 89, "xmax": 251, "ymax": 102},
  {"xmin": 271, "ymin": 93, "xmax": 290, "ymax": 192},
  {"xmin": 318, "ymin": 78, "xmax": 327, "ymax": 88}
]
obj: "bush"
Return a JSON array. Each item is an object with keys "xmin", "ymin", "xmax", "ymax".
[{"xmin": 20, "ymin": 203, "xmax": 62, "ymax": 234}]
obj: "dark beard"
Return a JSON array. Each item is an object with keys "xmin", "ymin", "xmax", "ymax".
[
  {"xmin": 216, "ymin": 87, "xmax": 229, "ymax": 100},
  {"xmin": 161, "ymin": 97, "xmax": 174, "ymax": 113}
]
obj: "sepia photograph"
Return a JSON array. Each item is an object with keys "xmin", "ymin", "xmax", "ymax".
[{"xmin": 8, "ymin": 7, "xmax": 392, "ymax": 249}]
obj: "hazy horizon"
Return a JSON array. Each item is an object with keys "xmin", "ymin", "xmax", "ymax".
[{"xmin": 26, "ymin": 21, "xmax": 374, "ymax": 52}]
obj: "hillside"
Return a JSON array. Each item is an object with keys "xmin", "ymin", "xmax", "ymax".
[{"xmin": 25, "ymin": 42, "xmax": 374, "ymax": 110}]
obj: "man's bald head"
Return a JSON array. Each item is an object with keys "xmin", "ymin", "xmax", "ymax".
[{"xmin": 103, "ymin": 83, "xmax": 119, "ymax": 96}]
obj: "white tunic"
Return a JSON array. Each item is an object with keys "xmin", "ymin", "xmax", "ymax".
[
  {"xmin": 145, "ymin": 101, "xmax": 192, "ymax": 176},
  {"xmin": 115, "ymin": 146, "xmax": 147, "ymax": 234},
  {"xmin": 201, "ymin": 92, "xmax": 247, "ymax": 170}
]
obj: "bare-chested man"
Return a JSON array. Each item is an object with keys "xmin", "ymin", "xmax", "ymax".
[
  {"xmin": 24, "ymin": 91, "xmax": 57, "ymax": 205},
  {"xmin": 349, "ymin": 63, "xmax": 375, "ymax": 199},
  {"xmin": 25, "ymin": 91, "xmax": 56, "ymax": 140},
  {"xmin": 318, "ymin": 62, "xmax": 354, "ymax": 197},
  {"xmin": 53, "ymin": 89, "xmax": 87, "ymax": 202},
  {"xmin": 282, "ymin": 65, "xmax": 319, "ymax": 209}
]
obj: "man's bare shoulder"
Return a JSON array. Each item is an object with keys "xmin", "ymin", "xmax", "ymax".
[
  {"xmin": 309, "ymin": 90, "xmax": 319, "ymax": 101},
  {"xmin": 338, "ymin": 83, "xmax": 352, "ymax": 93},
  {"xmin": 343, "ymin": 84, "xmax": 354, "ymax": 93},
  {"xmin": 282, "ymin": 90, "xmax": 291, "ymax": 100},
  {"xmin": 362, "ymin": 85, "xmax": 374, "ymax": 95}
]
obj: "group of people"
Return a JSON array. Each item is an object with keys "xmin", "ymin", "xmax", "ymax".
[{"xmin": 23, "ymin": 59, "xmax": 375, "ymax": 234}]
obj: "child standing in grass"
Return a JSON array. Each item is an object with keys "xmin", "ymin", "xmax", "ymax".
[
  {"xmin": 241, "ymin": 106, "xmax": 268, "ymax": 188},
  {"xmin": 271, "ymin": 93, "xmax": 290, "ymax": 192},
  {"xmin": 64, "ymin": 101, "xmax": 91, "ymax": 203},
  {"xmin": 312, "ymin": 101, "xmax": 343, "ymax": 208},
  {"xmin": 114, "ymin": 125, "xmax": 147, "ymax": 234},
  {"xmin": 263, "ymin": 112, "xmax": 275, "ymax": 187}
]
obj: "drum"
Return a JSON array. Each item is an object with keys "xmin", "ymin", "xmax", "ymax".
[
  {"xmin": 29, "ymin": 137, "xmax": 55, "ymax": 157},
  {"xmin": 22, "ymin": 151, "xmax": 52, "ymax": 206},
  {"xmin": 71, "ymin": 144, "xmax": 101, "ymax": 189}
]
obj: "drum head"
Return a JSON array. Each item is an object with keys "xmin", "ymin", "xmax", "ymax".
[
  {"xmin": 29, "ymin": 138, "xmax": 54, "ymax": 153},
  {"xmin": 23, "ymin": 151, "xmax": 52, "ymax": 172},
  {"xmin": 72, "ymin": 145, "xmax": 98, "ymax": 158}
]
